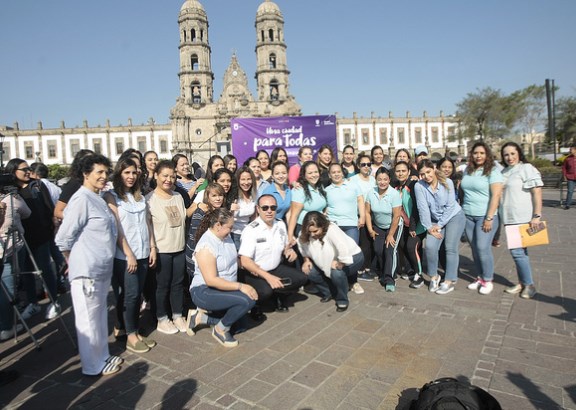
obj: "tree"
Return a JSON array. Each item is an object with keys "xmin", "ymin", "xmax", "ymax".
[
  {"xmin": 555, "ymin": 96, "xmax": 576, "ymax": 146},
  {"xmin": 513, "ymin": 84, "xmax": 547, "ymax": 158},
  {"xmin": 48, "ymin": 164, "xmax": 69, "ymax": 182}
]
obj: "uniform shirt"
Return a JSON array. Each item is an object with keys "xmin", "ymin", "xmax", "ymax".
[
  {"xmin": 461, "ymin": 168, "xmax": 503, "ymax": 217},
  {"xmin": 191, "ymin": 229, "xmax": 237, "ymax": 288},
  {"xmin": 110, "ymin": 190, "xmax": 150, "ymax": 260},
  {"xmin": 365, "ymin": 187, "xmax": 402, "ymax": 229},
  {"xmin": 238, "ymin": 217, "xmax": 288, "ymax": 271},
  {"xmin": 350, "ymin": 174, "xmax": 376, "ymax": 200},
  {"xmin": 146, "ymin": 191, "xmax": 186, "ymax": 253},
  {"xmin": 261, "ymin": 182, "xmax": 291, "ymax": 220},
  {"xmin": 414, "ymin": 178, "xmax": 461, "ymax": 230},
  {"xmin": 325, "ymin": 181, "xmax": 362, "ymax": 227},
  {"xmin": 500, "ymin": 163, "xmax": 543, "ymax": 225},
  {"xmin": 291, "ymin": 185, "xmax": 327, "ymax": 225}
]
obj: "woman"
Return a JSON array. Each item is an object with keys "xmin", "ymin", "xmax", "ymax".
[
  {"xmin": 298, "ymin": 211, "xmax": 364, "ymax": 312},
  {"xmin": 317, "ymin": 144, "xmax": 335, "ymax": 188},
  {"xmin": 5, "ymin": 158, "xmax": 59, "ymax": 320},
  {"xmin": 394, "ymin": 149, "xmax": 418, "ymax": 181},
  {"xmin": 461, "ymin": 142, "xmax": 503, "ymax": 295},
  {"xmin": 231, "ymin": 166, "xmax": 257, "ymax": 249},
  {"xmin": 500, "ymin": 142, "xmax": 543, "ymax": 299},
  {"xmin": 270, "ymin": 147, "xmax": 289, "ymax": 166},
  {"xmin": 287, "ymin": 161, "xmax": 328, "ymax": 245},
  {"xmin": 194, "ymin": 155, "xmax": 225, "ymax": 198},
  {"xmin": 245, "ymin": 157, "xmax": 270, "ymax": 196},
  {"xmin": 341, "ymin": 145, "xmax": 358, "ymax": 178},
  {"xmin": 365, "ymin": 168, "xmax": 403, "ymax": 291},
  {"xmin": 187, "ymin": 208, "xmax": 258, "ymax": 347},
  {"xmin": 288, "ymin": 146, "xmax": 313, "ymax": 187},
  {"xmin": 415, "ymin": 159, "xmax": 465, "ymax": 295},
  {"xmin": 223, "ymin": 154, "xmax": 238, "ymax": 174},
  {"xmin": 394, "ymin": 161, "xmax": 426, "ymax": 289},
  {"xmin": 142, "ymin": 150, "xmax": 159, "ymax": 194},
  {"xmin": 193, "ymin": 164, "xmax": 232, "ymax": 206},
  {"xmin": 55, "ymin": 154, "xmax": 122, "ymax": 376},
  {"xmin": 173, "ymin": 154, "xmax": 204, "ymax": 203},
  {"xmin": 185, "ymin": 183, "xmax": 225, "ymax": 279},
  {"xmin": 438, "ymin": 157, "xmax": 463, "ymax": 201},
  {"xmin": 262, "ymin": 161, "xmax": 292, "ymax": 220},
  {"xmin": 370, "ymin": 145, "xmax": 386, "ymax": 176},
  {"xmin": 349, "ymin": 154, "xmax": 377, "ymax": 281},
  {"xmin": 256, "ymin": 150, "xmax": 272, "ymax": 181},
  {"xmin": 146, "ymin": 160, "xmax": 192, "ymax": 335},
  {"xmin": 104, "ymin": 158, "xmax": 158, "ymax": 353}
]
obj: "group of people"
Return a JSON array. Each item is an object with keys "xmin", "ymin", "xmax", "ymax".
[{"xmin": 0, "ymin": 139, "xmax": 545, "ymax": 376}]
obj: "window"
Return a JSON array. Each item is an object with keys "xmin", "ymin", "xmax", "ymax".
[
  {"xmin": 1, "ymin": 145, "xmax": 11, "ymax": 164},
  {"xmin": 183, "ymin": 30, "xmax": 187, "ymax": 42},
  {"xmin": 200, "ymin": 29, "xmax": 204, "ymax": 41},
  {"xmin": 70, "ymin": 140, "xmax": 80, "ymax": 157},
  {"xmin": 432, "ymin": 127, "xmax": 439, "ymax": 143},
  {"xmin": 48, "ymin": 141, "xmax": 57, "ymax": 158},
  {"xmin": 116, "ymin": 139, "xmax": 124, "ymax": 155},
  {"xmin": 343, "ymin": 129, "xmax": 351, "ymax": 145},
  {"xmin": 397, "ymin": 128, "xmax": 405, "ymax": 144},
  {"xmin": 268, "ymin": 29, "xmax": 274, "ymax": 41},
  {"xmin": 270, "ymin": 80, "xmax": 279, "ymax": 101},
  {"xmin": 379, "ymin": 128, "xmax": 387, "ymax": 145},
  {"xmin": 159, "ymin": 139, "xmax": 168, "ymax": 154},
  {"xmin": 261, "ymin": 30, "xmax": 265, "ymax": 42},
  {"xmin": 137, "ymin": 137, "xmax": 146, "ymax": 153},
  {"xmin": 191, "ymin": 54, "xmax": 199, "ymax": 70},
  {"xmin": 361, "ymin": 128, "xmax": 369, "ymax": 145},
  {"xmin": 269, "ymin": 53, "xmax": 276, "ymax": 69},
  {"xmin": 191, "ymin": 82, "xmax": 201, "ymax": 103},
  {"xmin": 93, "ymin": 141, "xmax": 102, "ymax": 154},
  {"xmin": 191, "ymin": 28, "xmax": 196, "ymax": 42},
  {"xmin": 447, "ymin": 126, "xmax": 456, "ymax": 143},
  {"xmin": 24, "ymin": 143, "xmax": 34, "ymax": 159},
  {"xmin": 415, "ymin": 127, "xmax": 422, "ymax": 144}
]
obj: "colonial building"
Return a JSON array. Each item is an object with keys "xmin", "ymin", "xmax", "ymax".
[{"xmin": 0, "ymin": 0, "xmax": 464, "ymax": 168}]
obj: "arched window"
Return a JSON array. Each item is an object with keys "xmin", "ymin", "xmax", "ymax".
[
  {"xmin": 261, "ymin": 30, "xmax": 265, "ymax": 42},
  {"xmin": 183, "ymin": 30, "xmax": 187, "ymax": 42},
  {"xmin": 270, "ymin": 80, "xmax": 279, "ymax": 101},
  {"xmin": 191, "ymin": 81, "xmax": 201, "ymax": 104},
  {"xmin": 191, "ymin": 54, "xmax": 199, "ymax": 71},
  {"xmin": 200, "ymin": 29, "xmax": 204, "ymax": 41},
  {"xmin": 268, "ymin": 29, "xmax": 274, "ymax": 41},
  {"xmin": 269, "ymin": 53, "xmax": 276, "ymax": 69},
  {"xmin": 191, "ymin": 28, "xmax": 196, "ymax": 42}
]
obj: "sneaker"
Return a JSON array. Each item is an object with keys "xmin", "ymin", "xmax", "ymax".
[
  {"xmin": 492, "ymin": 239, "xmax": 501, "ymax": 247},
  {"xmin": 436, "ymin": 282, "xmax": 455, "ymax": 295},
  {"xmin": 351, "ymin": 282, "xmax": 364, "ymax": 294},
  {"xmin": 172, "ymin": 316, "xmax": 188, "ymax": 333},
  {"xmin": 385, "ymin": 284, "xmax": 396, "ymax": 292},
  {"xmin": 21, "ymin": 303, "xmax": 41, "ymax": 320},
  {"xmin": 467, "ymin": 278, "xmax": 483, "ymax": 290},
  {"xmin": 504, "ymin": 284, "xmax": 523, "ymax": 294},
  {"xmin": 126, "ymin": 339, "xmax": 150, "ymax": 354},
  {"xmin": 520, "ymin": 284, "xmax": 536, "ymax": 299},
  {"xmin": 428, "ymin": 276, "xmax": 440, "ymax": 293},
  {"xmin": 156, "ymin": 319, "xmax": 179, "ymax": 335},
  {"xmin": 400, "ymin": 273, "xmax": 410, "ymax": 281},
  {"xmin": 0, "ymin": 325, "xmax": 24, "ymax": 341},
  {"xmin": 357, "ymin": 271, "xmax": 374, "ymax": 282},
  {"xmin": 410, "ymin": 274, "xmax": 425, "ymax": 289},
  {"xmin": 45, "ymin": 302, "xmax": 61, "ymax": 320},
  {"xmin": 479, "ymin": 281, "xmax": 494, "ymax": 295},
  {"xmin": 212, "ymin": 328, "xmax": 238, "ymax": 347}
]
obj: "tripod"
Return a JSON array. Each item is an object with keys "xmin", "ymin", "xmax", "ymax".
[{"xmin": 0, "ymin": 191, "xmax": 76, "ymax": 350}]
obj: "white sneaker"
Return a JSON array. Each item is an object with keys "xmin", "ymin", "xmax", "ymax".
[
  {"xmin": 45, "ymin": 302, "xmax": 61, "ymax": 320},
  {"xmin": 0, "ymin": 324, "xmax": 24, "ymax": 341},
  {"xmin": 172, "ymin": 316, "xmax": 188, "ymax": 332},
  {"xmin": 156, "ymin": 319, "xmax": 179, "ymax": 335},
  {"xmin": 351, "ymin": 282, "xmax": 364, "ymax": 295},
  {"xmin": 467, "ymin": 278, "xmax": 483, "ymax": 290},
  {"xmin": 21, "ymin": 303, "xmax": 41, "ymax": 320},
  {"xmin": 428, "ymin": 276, "xmax": 440, "ymax": 293},
  {"xmin": 479, "ymin": 281, "xmax": 494, "ymax": 295},
  {"xmin": 436, "ymin": 282, "xmax": 455, "ymax": 295}
]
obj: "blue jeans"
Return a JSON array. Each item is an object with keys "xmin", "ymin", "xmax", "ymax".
[
  {"xmin": 566, "ymin": 179, "xmax": 575, "ymax": 207},
  {"xmin": 156, "ymin": 251, "xmax": 185, "ymax": 321},
  {"xmin": 112, "ymin": 258, "xmax": 148, "ymax": 334},
  {"xmin": 22, "ymin": 241, "xmax": 57, "ymax": 303},
  {"xmin": 340, "ymin": 226, "xmax": 359, "ymax": 244},
  {"xmin": 509, "ymin": 247, "xmax": 534, "ymax": 286},
  {"xmin": 191, "ymin": 284, "xmax": 255, "ymax": 331},
  {"xmin": 425, "ymin": 210, "xmax": 465, "ymax": 282},
  {"xmin": 465, "ymin": 214, "xmax": 499, "ymax": 281},
  {"xmin": 307, "ymin": 252, "xmax": 364, "ymax": 306}
]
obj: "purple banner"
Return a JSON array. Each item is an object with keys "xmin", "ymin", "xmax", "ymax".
[{"xmin": 231, "ymin": 115, "xmax": 337, "ymax": 165}]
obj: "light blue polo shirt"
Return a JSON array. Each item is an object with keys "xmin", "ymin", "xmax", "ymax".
[
  {"xmin": 325, "ymin": 182, "xmax": 362, "ymax": 227},
  {"xmin": 365, "ymin": 187, "xmax": 402, "ymax": 229},
  {"xmin": 291, "ymin": 186, "xmax": 327, "ymax": 225},
  {"xmin": 461, "ymin": 168, "xmax": 503, "ymax": 217},
  {"xmin": 350, "ymin": 174, "xmax": 376, "ymax": 200}
]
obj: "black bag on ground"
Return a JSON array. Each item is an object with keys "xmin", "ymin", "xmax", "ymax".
[{"xmin": 410, "ymin": 377, "xmax": 502, "ymax": 410}]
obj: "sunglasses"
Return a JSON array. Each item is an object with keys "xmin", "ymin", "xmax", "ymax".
[
  {"xmin": 259, "ymin": 205, "xmax": 278, "ymax": 211},
  {"xmin": 359, "ymin": 162, "xmax": 372, "ymax": 167},
  {"xmin": 17, "ymin": 167, "xmax": 32, "ymax": 172}
]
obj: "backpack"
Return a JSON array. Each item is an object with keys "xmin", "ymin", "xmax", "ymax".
[{"xmin": 410, "ymin": 378, "xmax": 502, "ymax": 410}]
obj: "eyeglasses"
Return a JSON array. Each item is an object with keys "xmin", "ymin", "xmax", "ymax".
[
  {"xmin": 17, "ymin": 167, "xmax": 31, "ymax": 172},
  {"xmin": 359, "ymin": 162, "xmax": 372, "ymax": 167},
  {"xmin": 259, "ymin": 205, "xmax": 278, "ymax": 211}
]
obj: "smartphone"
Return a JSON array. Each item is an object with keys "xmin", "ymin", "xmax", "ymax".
[
  {"xmin": 280, "ymin": 277, "xmax": 292, "ymax": 286},
  {"xmin": 527, "ymin": 222, "xmax": 545, "ymax": 236}
]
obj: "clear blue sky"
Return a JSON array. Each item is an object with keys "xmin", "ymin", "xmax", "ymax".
[{"xmin": 1, "ymin": 0, "xmax": 575, "ymax": 130}]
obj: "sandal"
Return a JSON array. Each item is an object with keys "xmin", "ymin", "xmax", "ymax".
[
  {"xmin": 105, "ymin": 355, "xmax": 124, "ymax": 365},
  {"xmin": 101, "ymin": 362, "xmax": 121, "ymax": 376}
]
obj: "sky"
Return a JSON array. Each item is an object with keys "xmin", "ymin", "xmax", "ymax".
[{"xmin": 1, "ymin": 0, "xmax": 575, "ymax": 130}]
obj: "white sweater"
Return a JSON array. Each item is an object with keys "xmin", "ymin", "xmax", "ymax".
[{"xmin": 297, "ymin": 223, "xmax": 361, "ymax": 278}]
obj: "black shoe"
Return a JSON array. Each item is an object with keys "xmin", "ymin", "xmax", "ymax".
[
  {"xmin": 410, "ymin": 274, "xmax": 425, "ymax": 289},
  {"xmin": 249, "ymin": 306, "xmax": 266, "ymax": 322},
  {"xmin": 320, "ymin": 295, "xmax": 333, "ymax": 303},
  {"xmin": 564, "ymin": 205, "xmax": 570, "ymax": 210},
  {"xmin": 336, "ymin": 304, "xmax": 348, "ymax": 312},
  {"xmin": 275, "ymin": 295, "xmax": 289, "ymax": 312}
]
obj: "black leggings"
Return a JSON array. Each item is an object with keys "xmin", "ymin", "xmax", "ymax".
[{"xmin": 397, "ymin": 229, "xmax": 424, "ymax": 275}]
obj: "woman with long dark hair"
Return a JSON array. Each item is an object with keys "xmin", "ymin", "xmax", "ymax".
[
  {"xmin": 142, "ymin": 150, "xmax": 159, "ymax": 194},
  {"xmin": 341, "ymin": 145, "xmax": 358, "ymax": 178},
  {"xmin": 231, "ymin": 166, "xmax": 257, "ymax": 249},
  {"xmin": 270, "ymin": 147, "xmax": 289, "ymax": 167},
  {"xmin": 317, "ymin": 144, "xmax": 335, "ymax": 188},
  {"xmin": 288, "ymin": 146, "xmax": 313, "ymax": 187},
  {"xmin": 262, "ymin": 161, "xmax": 292, "ymax": 220},
  {"xmin": 256, "ymin": 149, "xmax": 272, "ymax": 181}
]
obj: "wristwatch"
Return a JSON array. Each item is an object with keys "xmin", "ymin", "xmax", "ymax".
[
  {"xmin": 532, "ymin": 214, "xmax": 541, "ymax": 218},
  {"xmin": 485, "ymin": 216, "xmax": 493, "ymax": 221}
]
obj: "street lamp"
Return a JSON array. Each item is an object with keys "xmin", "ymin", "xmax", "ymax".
[{"xmin": 0, "ymin": 133, "xmax": 5, "ymax": 170}]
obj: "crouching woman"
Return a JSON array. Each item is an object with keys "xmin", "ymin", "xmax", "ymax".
[
  {"xmin": 298, "ymin": 211, "xmax": 364, "ymax": 312},
  {"xmin": 187, "ymin": 208, "xmax": 257, "ymax": 347}
]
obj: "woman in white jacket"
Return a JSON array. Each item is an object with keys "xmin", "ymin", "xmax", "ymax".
[{"xmin": 298, "ymin": 211, "xmax": 364, "ymax": 312}]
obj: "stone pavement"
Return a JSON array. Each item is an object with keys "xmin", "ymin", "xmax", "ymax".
[{"xmin": 1, "ymin": 188, "xmax": 575, "ymax": 410}]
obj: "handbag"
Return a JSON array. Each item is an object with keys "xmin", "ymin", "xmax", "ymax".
[{"xmin": 505, "ymin": 221, "xmax": 549, "ymax": 249}]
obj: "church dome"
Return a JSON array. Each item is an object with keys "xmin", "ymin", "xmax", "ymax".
[
  {"xmin": 180, "ymin": 0, "xmax": 206, "ymax": 15},
  {"xmin": 256, "ymin": 0, "xmax": 282, "ymax": 17}
]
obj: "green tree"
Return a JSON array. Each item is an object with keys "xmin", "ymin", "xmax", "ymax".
[
  {"xmin": 48, "ymin": 164, "xmax": 69, "ymax": 181},
  {"xmin": 555, "ymin": 96, "xmax": 576, "ymax": 146},
  {"xmin": 513, "ymin": 84, "xmax": 547, "ymax": 158}
]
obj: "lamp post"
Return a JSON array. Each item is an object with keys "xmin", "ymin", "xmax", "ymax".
[{"xmin": 0, "ymin": 132, "xmax": 5, "ymax": 170}]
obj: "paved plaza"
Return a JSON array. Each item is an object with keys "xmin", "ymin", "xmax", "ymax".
[{"xmin": 1, "ymin": 188, "xmax": 575, "ymax": 410}]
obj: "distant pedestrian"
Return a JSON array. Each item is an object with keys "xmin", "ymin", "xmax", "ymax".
[{"xmin": 562, "ymin": 143, "xmax": 576, "ymax": 209}]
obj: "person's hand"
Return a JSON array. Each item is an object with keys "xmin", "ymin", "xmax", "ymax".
[
  {"xmin": 302, "ymin": 259, "xmax": 312, "ymax": 274},
  {"xmin": 409, "ymin": 230, "xmax": 416, "ymax": 238},
  {"xmin": 266, "ymin": 275, "xmax": 284, "ymax": 290},
  {"xmin": 385, "ymin": 234, "xmax": 396, "ymax": 248},
  {"xmin": 428, "ymin": 225, "xmax": 443, "ymax": 239},
  {"xmin": 149, "ymin": 247, "xmax": 157, "ymax": 268},
  {"xmin": 331, "ymin": 260, "xmax": 344, "ymax": 270},
  {"xmin": 239, "ymin": 283, "xmax": 258, "ymax": 300},
  {"xmin": 284, "ymin": 248, "xmax": 297, "ymax": 263},
  {"xmin": 126, "ymin": 254, "xmax": 137, "ymax": 274},
  {"xmin": 230, "ymin": 200, "xmax": 240, "ymax": 212},
  {"xmin": 368, "ymin": 229, "xmax": 377, "ymax": 240},
  {"xmin": 482, "ymin": 219, "xmax": 493, "ymax": 233},
  {"xmin": 196, "ymin": 178, "xmax": 205, "ymax": 186}
]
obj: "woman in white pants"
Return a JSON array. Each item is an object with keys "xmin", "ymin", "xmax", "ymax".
[{"xmin": 55, "ymin": 154, "xmax": 121, "ymax": 376}]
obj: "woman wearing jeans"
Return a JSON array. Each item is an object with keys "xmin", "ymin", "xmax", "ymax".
[
  {"xmin": 461, "ymin": 142, "xmax": 503, "ymax": 295},
  {"xmin": 415, "ymin": 159, "xmax": 465, "ymax": 295},
  {"xmin": 500, "ymin": 142, "xmax": 543, "ymax": 299}
]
